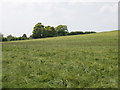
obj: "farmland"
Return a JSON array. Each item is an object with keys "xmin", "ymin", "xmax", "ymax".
[{"xmin": 2, "ymin": 30, "xmax": 118, "ymax": 88}]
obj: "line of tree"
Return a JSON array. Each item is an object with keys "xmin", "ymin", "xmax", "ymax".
[
  {"xmin": 68, "ymin": 31, "xmax": 96, "ymax": 35},
  {"xmin": 1, "ymin": 34, "xmax": 28, "ymax": 42},
  {"xmin": 30, "ymin": 23, "xmax": 68, "ymax": 39},
  {"xmin": 1, "ymin": 22, "xmax": 96, "ymax": 42}
]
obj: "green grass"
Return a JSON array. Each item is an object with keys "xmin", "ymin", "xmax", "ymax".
[{"xmin": 2, "ymin": 30, "xmax": 118, "ymax": 88}]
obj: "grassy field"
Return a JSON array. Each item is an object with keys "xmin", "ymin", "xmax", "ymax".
[{"xmin": 2, "ymin": 30, "xmax": 118, "ymax": 88}]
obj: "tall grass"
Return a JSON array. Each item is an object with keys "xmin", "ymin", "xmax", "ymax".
[{"xmin": 2, "ymin": 30, "xmax": 118, "ymax": 88}]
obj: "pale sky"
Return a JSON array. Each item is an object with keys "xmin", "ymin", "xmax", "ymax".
[{"xmin": 0, "ymin": 0, "xmax": 119, "ymax": 37}]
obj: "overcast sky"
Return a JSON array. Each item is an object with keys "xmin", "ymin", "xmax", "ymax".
[{"xmin": 0, "ymin": 0, "xmax": 118, "ymax": 37}]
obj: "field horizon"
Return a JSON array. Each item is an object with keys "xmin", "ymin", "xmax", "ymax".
[
  {"xmin": 2, "ymin": 30, "xmax": 118, "ymax": 43},
  {"xmin": 2, "ymin": 30, "xmax": 118, "ymax": 88}
]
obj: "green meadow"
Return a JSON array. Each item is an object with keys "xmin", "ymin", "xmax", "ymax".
[{"xmin": 2, "ymin": 30, "xmax": 118, "ymax": 88}]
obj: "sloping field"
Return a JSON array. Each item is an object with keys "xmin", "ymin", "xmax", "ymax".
[{"xmin": 2, "ymin": 30, "xmax": 118, "ymax": 88}]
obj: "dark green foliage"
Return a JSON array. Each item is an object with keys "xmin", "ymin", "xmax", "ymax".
[
  {"xmin": 68, "ymin": 31, "xmax": 96, "ymax": 35},
  {"xmin": 32, "ymin": 23, "xmax": 68, "ymax": 38},
  {"xmin": 85, "ymin": 31, "xmax": 96, "ymax": 34},
  {"xmin": 55, "ymin": 25, "xmax": 68, "ymax": 36},
  {"xmin": 68, "ymin": 31, "xmax": 85, "ymax": 35},
  {"xmin": 1, "ymin": 22, "xmax": 96, "ymax": 42},
  {"xmin": 6, "ymin": 35, "xmax": 16, "ymax": 41},
  {"xmin": 32, "ymin": 23, "xmax": 45, "ymax": 38},
  {"xmin": 32, "ymin": 23, "xmax": 69, "ymax": 39},
  {"xmin": 44, "ymin": 26, "xmax": 57, "ymax": 37},
  {"xmin": 17, "ymin": 37, "xmax": 22, "ymax": 40},
  {"xmin": 1, "ymin": 34, "xmax": 28, "ymax": 42},
  {"xmin": 2, "ymin": 37, "xmax": 7, "ymax": 41},
  {"xmin": 21, "ymin": 34, "xmax": 28, "ymax": 40},
  {"xmin": 0, "ymin": 33, "xmax": 4, "ymax": 42},
  {"xmin": 6, "ymin": 35, "xmax": 23, "ymax": 41},
  {"xmin": 29, "ymin": 35, "xmax": 33, "ymax": 39}
]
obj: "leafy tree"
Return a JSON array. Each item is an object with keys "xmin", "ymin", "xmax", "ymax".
[
  {"xmin": 32, "ymin": 23, "xmax": 44, "ymax": 38},
  {"xmin": 0, "ymin": 33, "xmax": 7, "ymax": 42},
  {"xmin": 29, "ymin": 35, "xmax": 33, "ymax": 39},
  {"xmin": 2, "ymin": 37, "xmax": 7, "ymax": 41},
  {"xmin": 17, "ymin": 37, "xmax": 22, "ymax": 40},
  {"xmin": 44, "ymin": 26, "xmax": 57, "ymax": 37},
  {"xmin": 55, "ymin": 25, "xmax": 68, "ymax": 36},
  {"xmin": 6, "ymin": 35, "xmax": 15, "ymax": 41},
  {"xmin": 21, "ymin": 34, "xmax": 27, "ymax": 40}
]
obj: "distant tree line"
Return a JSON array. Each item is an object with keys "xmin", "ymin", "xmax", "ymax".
[
  {"xmin": 68, "ymin": 31, "xmax": 96, "ymax": 35},
  {"xmin": 1, "ymin": 22, "xmax": 96, "ymax": 42},
  {"xmin": 1, "ymin": 34, "xmax": 28, "ymax": 42}
]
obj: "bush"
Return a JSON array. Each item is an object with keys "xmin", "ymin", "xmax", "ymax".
[
  {"xmin": 85, "ymin": 31, "xmax": 96, "ymax": 34},
  {"xmin": 7, "ymin": 35, "xmax": 16, "ymax": 41},
  {"xmin": 68, "ymin": 31, "xmax": 84, "ymax": 35},
  {"xmin": 2, "ymin": 37, "xmax": 7, "ymax": 41}
]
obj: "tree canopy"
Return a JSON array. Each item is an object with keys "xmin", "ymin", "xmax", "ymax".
[
  {"xmin": 55, "ymin": 25, "xmax": 68, "ymax": 36},
  {"xmin": 21, "ymin": 34, "xmax": 28, "ymax": 40},
  {"xmin": 44, "ymin": 26, "xmax": 57, "ymax": 37},
  {"xmin": 32, "ymin": 23, "xmax": 44, "ymax": 38},
  {"xmin": 1, "ymin": 22, "xmax": 96, "ymax": 42},
  {"xmin": 31, "ymin": 23, "xmax": 69, "ymax": 38}
]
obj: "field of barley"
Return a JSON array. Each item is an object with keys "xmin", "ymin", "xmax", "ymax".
[{"xmin": 2, "ymin": 30, "xmax": 118, "ymax": 88}]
